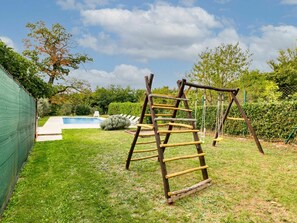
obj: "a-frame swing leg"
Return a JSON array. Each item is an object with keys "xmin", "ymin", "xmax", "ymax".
[
  {"xmin": 212, "ymin": 89, "xmax": 264, "ymax": 154},
  {"xmin": 230, "ymin": 92, "xmax": 264, "ymax": 154}
]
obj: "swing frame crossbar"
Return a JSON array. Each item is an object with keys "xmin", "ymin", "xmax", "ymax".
[{"xmin": 183, "ymin": 80, "xmax": 264, "ymax": 154}]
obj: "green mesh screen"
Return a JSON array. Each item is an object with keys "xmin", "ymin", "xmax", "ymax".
[{"xmin": 0, "ymin": 66, "xmax": 36, "ymax": 215}]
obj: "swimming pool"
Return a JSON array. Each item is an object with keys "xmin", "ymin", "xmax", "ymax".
[{"xmin": 63, "ymin": 117, "xmax": 103, "ymax": 124}]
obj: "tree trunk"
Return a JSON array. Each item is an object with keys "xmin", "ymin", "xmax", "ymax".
[{"xmin": 48, "ymin": 76, "xmax": 55, "ymax": 85}]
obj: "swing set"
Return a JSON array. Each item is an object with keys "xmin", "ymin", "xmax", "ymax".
[{"xmin": 188, "ymin": 82, "xmax": 263, "ymax": 151}]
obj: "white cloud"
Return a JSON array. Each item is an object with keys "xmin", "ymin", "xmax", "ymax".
[
  {"xmin": 56, "ymin": 0, "xmax": 109, "ymax": 10},
  {"xmin": 281, "ymin": 0, "xmax": 297, "ymax": 5},
  {"xmin": 69, "ymin": 64, "xmax": 151, "ymax": 89},
  {"xmin": 0, "ymin": 36, "xmax": 17, "ymax": 50},
  {"xmin": 77, "ymin": 3, "xmax": 297, "ymax": 72},
  {"xmin": 79, "ymin": 3, "xmax": 223, "ymax": 61}
]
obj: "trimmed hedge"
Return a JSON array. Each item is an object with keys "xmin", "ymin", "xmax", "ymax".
[
  {"xmin": 108, "ymin": 101, "xmax": 297, "ymax": 140},
  {"xmin": 108, "ymin": 102, "xmax": 142, "ymax": 116}
]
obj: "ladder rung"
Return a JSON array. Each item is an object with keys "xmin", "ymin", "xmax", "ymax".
[
  {"xmin": 160, "ymin": 141, "xmax": 202, "ymax": 147},
  {"xmin": 145, "ymin": 114, "xmax": 172, "ymax": 117},
  {"xmin": 152, "ymin": 106, "xmax": 192, "ymax": 112},
  {"xmin": 133, "ymin": 148, "xmax": 158, "ymax": 153},
  {"xmin": 153, "ymin": 103, "xmax": 175, "ymax": 107},
  {"xmin": 137, "ymin": 123, "xmax": 168, "ymax": 129},
  {"xmin": 149, "ymin": 94, "xmax": 189, "ymax": 101},
  {"xmin": 168, "ymin": 178, "xmax": 212, "ymax": 197},
  {"xmin": 163, "ymin": 153, "xmax": 205, "ymax": 162},
  {"xmin": 131, "ymin": 154, "xmax": 158, "ymax": 161},
  {"xmin": 137, "ymin": 124, "xmax": 154, "ymax": 129},
  {"xmin": 213, "ymin": 137, "xmax": 223, "ymax": 142},
  {"xmin": 168, "ymin": 123, "xmax": 193, "ymax": 129},
  {"xmin": 155, "ymin": 118, "xmax": 196, "ymax": 122},
  {"xmin": 227, "ymin": 117, "xmax": 244, "ymax": 121},
  {"xmin": 166, "ymin": 165, "xmax": 208, "ymax": 179},
  {"xmin": 158, "ymin": 129, "xmax": 199, "ymax": 134}
]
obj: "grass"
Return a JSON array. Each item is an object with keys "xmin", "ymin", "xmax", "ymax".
[
  {"xmin": 37, "ymin": 116, "xmax": 49, "ymax": 127},
  {"xmin": 1, "ymin": 129, "xmax": 297, "ymax": 222}
]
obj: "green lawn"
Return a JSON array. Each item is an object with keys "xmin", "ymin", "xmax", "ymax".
[
  {"xmin": 1, "ymin": 129, "xmax": 297, "ymax": 222},
  {"xmin": 37, "ymin": 116, "xmax": 50, "ymax": 127}
]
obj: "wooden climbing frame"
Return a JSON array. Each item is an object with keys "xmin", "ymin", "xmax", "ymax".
[{"xmin": 126, "ymin": 74, "xmax": 211, "ymax": 203}]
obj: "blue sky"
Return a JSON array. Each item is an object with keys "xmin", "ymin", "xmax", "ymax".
[{"xmin": 1, "ymin": 0, "xmax": 297, "ymax": 89}]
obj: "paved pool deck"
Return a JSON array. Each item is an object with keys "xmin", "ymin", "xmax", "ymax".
[{"xmin": 36, "ymin": 116, "xmax": 102, "ymax": 142}]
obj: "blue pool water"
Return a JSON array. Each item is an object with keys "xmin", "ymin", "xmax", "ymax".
[{"xmin": 63, "ymin": 117, "xmax": 103, "ymax": 124}]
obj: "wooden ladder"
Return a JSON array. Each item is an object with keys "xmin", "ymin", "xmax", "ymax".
[{"xmin": 126, "ymin": 74, "xmax": 211, "ymax": 203}]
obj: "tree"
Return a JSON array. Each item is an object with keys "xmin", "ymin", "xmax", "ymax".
[
  {"xmin": 236, "ymin": 70, "xmax": 281, "ymax": 103},
  {"xmin": 23, "ymin": 21, "xmax": 93, "ymax": 86},
  {"xmin": 267, "ymin": 46, "xmax": 297, "ymax": 98},
  {"xmin": 91, "ymin": 85, "xmax": 140, "ymax": 114},
  {"xmin": 186, "ymin": 43, "xmax": 252, "ymax": 104},
  {"xmin": 187, "ymin": 43, "xmax": 252, "ymax": 88},
  {"xmin": 49, "ymin": 87, "xmax": 93, "ymax": 115},
  {"xmin": 0, "ymin": 40, "xmax": 53, "ymax": 98},
  {"xmin": 92, "ymin": 87, "xmax": 114, "ymax": 114}
]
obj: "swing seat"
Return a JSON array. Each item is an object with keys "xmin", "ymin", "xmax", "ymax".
[{"xmin": 213, "ymin": 137, "xmax": 223, "ymax": 142}]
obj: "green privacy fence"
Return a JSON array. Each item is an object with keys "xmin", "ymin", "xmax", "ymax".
[{"xmin": 0, "ymin": 66, "xmax": 36, "ymax": 215}]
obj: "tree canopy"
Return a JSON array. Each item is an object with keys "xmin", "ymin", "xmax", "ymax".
[
  {"xmin": 186, "ymin": 43, "xmax": 252, "ymax": 104},
  {"xmin": 0, "ymin": 40, "xmax": 53, "ymax": 98},
  {"xmin": 236, "ymin": 70, "xmax": 281, "ymax": 103},
  {"xmin": 187, "ymin": 43, "xmax": 252, "ymax": 88},
  {"xmin": 267, "ymin": 46, "xmax": 297, "ymax": 98},
  {"xmin": 91, "ymin": 85, "xmax": 142, "ymax": 114},
  {"xmin": 23, "ymin": 21, "xmax": 93, "ymax": 86}
]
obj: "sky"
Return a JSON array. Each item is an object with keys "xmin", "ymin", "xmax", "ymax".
[{"xmin": 1, "ymin": 0, "xmax": 297, "ymax": 90}]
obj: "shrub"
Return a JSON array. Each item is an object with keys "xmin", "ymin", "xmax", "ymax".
[
  {"xmin": 56, "ymin": 104, "xmax": 73, "ymax": 116},
  {"xmin": 37, "ymin": 98, "xmax": 51, "ymax": 117},
  {"xmin": 100, "ymin": 115, "xmax": 130, "ymax": 130},
  {"xmin": 74, "ymin": 104, "xmax": 91, "ymax": 115}
]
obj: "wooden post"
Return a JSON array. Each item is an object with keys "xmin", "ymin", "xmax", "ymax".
[
  {"xmin": 145, "ymin": 75, "xmax": 171, "ymax": 199},
  {"xmin": 125, "ymin": 74, "xmax": 154, "ymax": 170},
  {"xmin": 230, "ymin": 91, "xmax": 264, "ymax": 154}
]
